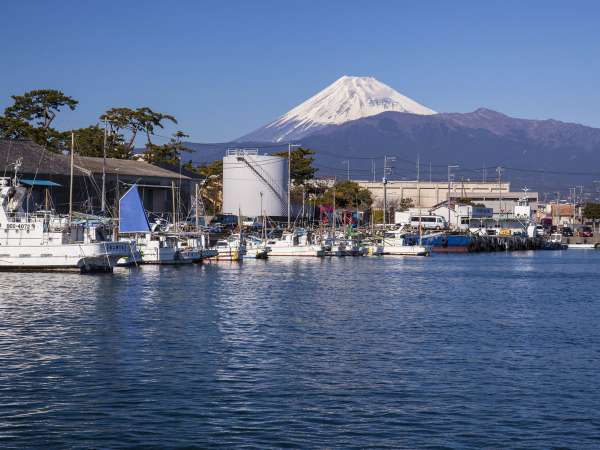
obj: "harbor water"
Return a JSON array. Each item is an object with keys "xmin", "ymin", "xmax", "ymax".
[{"xmin": 1, "ymin": 251, "xmax": 600, "ymax": 448}]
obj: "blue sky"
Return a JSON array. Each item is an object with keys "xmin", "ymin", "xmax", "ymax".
[{"xmin": 1, "ymin": 0, "xmax": 599, "ymax": 143}]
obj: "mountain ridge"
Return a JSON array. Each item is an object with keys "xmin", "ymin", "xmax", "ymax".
[{"xmin": 238, "ymin": 75, "xmax": 435, "ymax": 143}]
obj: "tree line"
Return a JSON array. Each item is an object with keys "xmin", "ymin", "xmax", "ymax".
[
  {"xmin": 0, "ymin": 89, "xmax": 374, "ymax": 210},
  {"xmin": 0, "ymin": 89, "xmax": 190, "ymax": 165}
]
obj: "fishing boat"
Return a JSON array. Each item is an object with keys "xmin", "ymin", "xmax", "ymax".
[
  {"xmin": 209, "ymin": 235, "xmax": 245, "ymax": 261},
  {"xmin": 0, "ymin": 174, "xmax": 129, "ymax": 272},
  {"xmin": 421, "ymin": 233, "xmax": 472, "ymax": 253},
  {"xmin": 117, "ymin": 184, "xmax": 191, "ymax": 265},
  {"xmin": 567, "ymin": 243, "xmax": 598, "ymax": 249},
  {"xmin": 243, "ymin": 235, "xmax": 270, "ymax": 259},
  {"xmin": 380, "ymin": 229, "xmax": 429, "ymax": 256},
  {"xmin": 266, "ymin": 230, "xmax": 325, "ymax": 257}
]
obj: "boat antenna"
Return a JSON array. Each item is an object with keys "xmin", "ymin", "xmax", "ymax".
[{"xmin": 12, "ymin": 158, "xmax": 22, "ymax": 185}]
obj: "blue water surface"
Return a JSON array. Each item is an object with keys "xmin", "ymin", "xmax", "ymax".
[{"xmin": 1, "ymin": 251, "xmax": 600, "ymax": 449}]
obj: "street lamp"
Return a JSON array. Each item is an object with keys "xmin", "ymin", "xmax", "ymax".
[
  {"xmin": 287, "ymin": 143, "xmax": 301, "ymax": 229},
  {"xmin": 447, "ymin": 165, "xmax": 459, "ymax": 227}
]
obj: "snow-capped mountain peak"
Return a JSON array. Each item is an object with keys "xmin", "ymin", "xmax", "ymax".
[{"xmin": 238, "ymin": 75, "xmax": 436, "ymax": 142}]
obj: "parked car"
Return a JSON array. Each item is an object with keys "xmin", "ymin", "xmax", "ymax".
[
  {"xmin": 578, "ymin": 226, "xmax": 594, "ymax": 238},
  {"xmin": 561, "ymin": 226, "xmax": 574, "ymax": 237},
  {"xmin": 535, "ymin": 225, "xmax": 546, "ymax": 236}
]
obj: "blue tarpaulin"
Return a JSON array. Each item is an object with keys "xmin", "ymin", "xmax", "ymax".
[
  {"xmin": 119, "ymin": 184, "xmax": 150, "ymax": 233},
  {"xmin": 20, "ymin": 179, "xmax": 61, "ymax": 187}
]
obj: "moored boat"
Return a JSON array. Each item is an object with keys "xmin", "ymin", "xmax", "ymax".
[
  {"xmin": 0, "ymin": 175, "xmax": 129, "ymax": 272},
  {"xmin": 380, "ymin": 230, "xmax": 429, "ymax": 256}
]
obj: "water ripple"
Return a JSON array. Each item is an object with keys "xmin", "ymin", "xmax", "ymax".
[{"xmin": 1, "ymin": 252, "xmax": 600, "ymax": 448}]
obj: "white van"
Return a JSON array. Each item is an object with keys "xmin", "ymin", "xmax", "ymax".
[{"xmin": 395, "ymin": 211, "xmax": 447, "ymax": 230}]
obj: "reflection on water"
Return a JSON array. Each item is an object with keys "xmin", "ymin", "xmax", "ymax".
[{"xmin": 1, "ymin": 251, "xmax": 600, "ymax": 448}]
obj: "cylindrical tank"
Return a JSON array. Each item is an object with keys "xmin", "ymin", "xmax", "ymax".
[{"xmin": 222, "ymin": 149, "xmax": 287, "ymax": 217}]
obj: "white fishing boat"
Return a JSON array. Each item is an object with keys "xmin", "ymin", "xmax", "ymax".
[
  {"xmin": 363, "ymin": 242, "xmax": 384, "ymax": 256},
  {"xmin": 0, "ymin": 175, "xmax": 129, "ymax": 272},
  {"xmin": 266, "ymin": 230, "xmax": 325, "ymax": 257},
  {"xmin": 209, "ymin": 234, "xmax": 245, "ymax": 261},
  {"xmin": 177, "ymin": 236, "xmax": 213, "ymax": 263},
  {"xmin": 567, "ymin": 243, "xmax": 598, "ymax": 249},
  {"xmin": 328, "ymin": 241, "xmax": 347, "ymax": 256},
  {"xmin": 381, "ymin": 230, "xmax": 430, "ymax": 256},
  {"xmin": 243, "ymin": 235, "xmax": 270, "ymax": 259},
  {"xmin": 342, "ymin": 239, "xmax": 362, "ymax": 256}
]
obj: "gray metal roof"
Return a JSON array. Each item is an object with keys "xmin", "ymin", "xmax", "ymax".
[
  {"xmin": 73, "ymin": 156, "xmax": 191, "ymax": 180},
  {"xmin": 0, "ymin": 139, "xmax": 76, "ymax": 176},
  {"xmin": 0, "ymin": 139, "xmax": 190, "ymax": 181}
]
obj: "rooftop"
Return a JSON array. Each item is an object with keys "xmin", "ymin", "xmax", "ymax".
[{"xmin": 0, "ymin": 139, "xmax": 190, "ymax": 180}]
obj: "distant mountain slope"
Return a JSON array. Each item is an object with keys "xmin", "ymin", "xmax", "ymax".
[
  {"xmin": 298, "ymin": 109, "xmax": 600, "ymax": 191},
  {"xmin": 238, "ymin": 75, "xmax": 435, "ymax": 143},
  {"xmin": 191, "ymin": 74, "xmax": 600, "ymax": 193}
]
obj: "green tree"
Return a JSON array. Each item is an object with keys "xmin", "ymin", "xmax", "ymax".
[
  {"xmin": 143, "ymin": 131, "xmax": 191, "ymax": 165},
  {"xmin": 188, "ymin": 159, "xmax": 224, "ymax": 214},
  {"xmin": 70, "ymin": 125, "xmax": 104, "ymax": 157},
  {"xmin": 272, "ymin": 147, "xmax": 317, "ymax": 185},
  {"xmin": 100, "ymin": 106, "xmax": 177, "ymax": 156},
  {"xmin": 583, "ymin": 203, "xmax": 600, "ymax": 220},
  {"xmin": 0, "ymin": 115, "xmax": 32, "ymax": 140},
  {"xmin": 398, "ymin": 197, "xmax": 414, "ymax": 211},
  {"xmin": 64, "ymin": 125, "xmax": 129, "ymax": 158},
  {"xmin": 2, "ymin": 89, "xmax": 78, "ymax": 151},
  {"xmin": 195, "ymin": 159, "xmax": 223, "ymax": 178},
  {"xmin": 317, "ymin": 180, "xmax": 373, "ymax": 209}
]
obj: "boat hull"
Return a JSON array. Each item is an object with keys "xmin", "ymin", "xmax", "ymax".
[
  {"xmin": 268, "ymin": 247, "xmax": 324, "ymax": 257},
  {"xmin": 382, "ymin": 245, "xmax": 429, "ymax": 256},
  {"xmin": 0, "ymin": 242, "xmax": 129, "ymax": 272}
]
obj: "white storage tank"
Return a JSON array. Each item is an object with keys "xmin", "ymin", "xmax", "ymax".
[{"xmin": 222, "ymin": 148, "xmax": 288, "ymax": 217}]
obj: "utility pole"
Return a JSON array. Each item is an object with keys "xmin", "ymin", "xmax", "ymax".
[
  {"xmin": 371, "ymin": 159, "xmax": 375, "ymax": 183},
  {"xmin": 416, "ymin": 154, "xmax": 420, "ymax": 207},
  {"xmin": 447, "ymin": 165, "xmax": 459, "ymax": 227},
  {"xmin": 383, "ymin": 156, "xmax": 395, "ymax": 226},
  {"xmin": 555, "ymin": 192, "xmax": 560, "ymax": 228},
  {"xmin": 287, "ymin": 143, "xmax": 301, "ymax": 229},
  {"xmin": 301, "ymin": 185, "xmax": 305, "ymax": 227},
  {"xmin": 342, "ymin": 160, "xmax": 350, "ymax": 181},
  {"xmin": 496, "ymin": 166, "xmax": 503, "ymax": 225}
]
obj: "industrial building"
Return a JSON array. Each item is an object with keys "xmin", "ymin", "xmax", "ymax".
[
  {"xmin": 0, "ymin": 139, "xmax": 199, "ymax": 218},
  {"xmin": 356, "ymin": 179, "xmax": 538, "ymax": 215},
  {"xmin": 222, "ymin": 148, "xmax": 287, "ymax": 217}
]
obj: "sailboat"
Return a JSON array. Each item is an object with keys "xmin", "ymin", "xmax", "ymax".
[
  {"xmin": 118, "ymin": 184, "xmax": 192, "ymax": 265},
  {"xmin": 0, "ymin": 167, "xmax": 129, "ymax": 272}
]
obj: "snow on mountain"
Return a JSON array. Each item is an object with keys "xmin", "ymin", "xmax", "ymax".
[{"xmin": 238, "ymin": 75, "xmax": 436, "ymax": 143}]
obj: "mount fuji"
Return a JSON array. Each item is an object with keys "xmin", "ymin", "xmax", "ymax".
[
  {"xmin": 238, "ymin": 76, "xmax": 436, "ymax": 143},
  {"xmin": 185, "ymin": 75, "xmax": 600, "ymax": 192}
]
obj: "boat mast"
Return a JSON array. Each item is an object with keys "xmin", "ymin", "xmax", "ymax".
[
  {"xmin": 332, "ymin": 178, "xmax": 336, "ymax": 238},
  {"xmin": 69, "ymin": 132, "xmax": 74, "ymax": 224},
  {"xmin": 195, "ymin": 182, "xmax": 199, "ymax": 232},
  {"xmin": 287, "ymin": 143, "xmax": 291, "ymax": 230},
  {"xmin": 101, "ymin": 120, "xmax": 107, "ymax": 213},
  {"xmin": 171, "ymin": 180, "xmax": 176, "ymax": 231}
]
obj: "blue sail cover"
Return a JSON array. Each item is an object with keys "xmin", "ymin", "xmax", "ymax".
[{"xmin": 119, "ymin": 184, "xmax": 150, "ymax": 233}]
